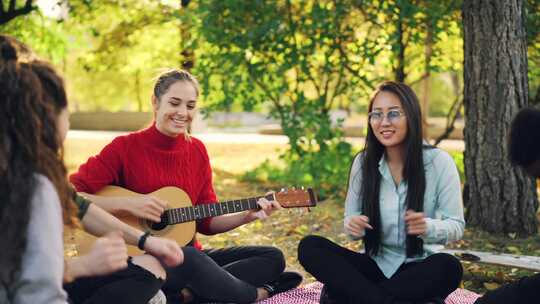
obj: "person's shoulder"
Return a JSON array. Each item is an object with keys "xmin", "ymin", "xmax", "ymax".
[
  {"xmin": 31, "ymin": 174, "xmax": 61, "ymax": 211},
  {"xmin": 104, "ymin": 131, "xmax": 136, "ymax": 151},
  {"xmin": 423, "ymin": 147, "xmax": 455, "ymax": 169},
  {"xmin": 189, "ymin": 135, "xmax": 205, "ymax": 146},
  {"xmin": 33, "ymin": 174, "xmax": 56, "ymax": 195},
  {"xmin": 118, "ymin": 130, "xmax": 141, "ymax": 143},
  {"xmin": 188, "ymin": 136, "xmax": 210, "ymax": 157},
  {"xmin": 350, "ymin": 151, "xmax": 365, "ymax": 172},
  {"xmin": 353, "ymin": 151, "xmax": 365, "ymax": 164}
]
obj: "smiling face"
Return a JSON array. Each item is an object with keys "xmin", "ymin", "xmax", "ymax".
[
  {"xmin": 369, "ymin": 91, "xmax": 408, "ymax": 149},
  {"xmin": 152, "ymin": 80, "xmax": 197, "ymax": 137}
]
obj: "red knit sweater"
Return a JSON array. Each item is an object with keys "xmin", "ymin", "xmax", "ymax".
[{"xmin": 69, "ymin": 124, "xmax": 217, "ymax": 249}]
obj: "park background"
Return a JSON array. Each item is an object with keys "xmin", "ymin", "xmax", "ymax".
[{"xmin": 2, "ymin": 0, "xmax": 540, "ymax": 294}]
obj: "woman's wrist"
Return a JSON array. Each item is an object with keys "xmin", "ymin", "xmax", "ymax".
[
  {"xmin": 137, "ymin": 231, "xmax": 152, "ymax": 250},
  {"xmin": 90, "ymin": 195, "xmax": 123, "ymax": 214},
  {"xmin": 243, "ymin": 211, "xmax": 257, "ymax": 224},
  {"xmin": 107, "ymin": 196, "xmax": 132, "ymax": 213},
  {"xmin": 65, "ymin": 256, "xmax": 90, "ymax": 282}
]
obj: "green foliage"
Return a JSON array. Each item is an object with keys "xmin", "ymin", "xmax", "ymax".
[
  {"xmin": 2, "ymin": 0, "xmax": 186, "ymax": 112},
  {"xmin": 449, "ymin": 150, "xmax": 465, "ymax": 181},
  {"xmin": 63, "ymin": 0, "xmax": 183, "ymax": 111},
  {"xmin": 243, "ymin": 139, "xmax": 354, "ymax": 199},
  {"xmin": 0, "ymin": 12, "xmax": 68, "ymax": 63},
  {"xmin": 195, "ymin": 0, "xmax": 381, "ymax": 188},
  {"xmin": 355, "ymin": 0, "xmax": 463, "ymax": 82},
  {"xmin": 413, "ymin": 73, "xmax": 461, "ymax": 117},
  {"xmin": 195, "ymin": 0, "xmax": 466, "ymax": 192},
  {"xmin": 525, "ymin": 0, "xmax": 540, "ymax": 104}
]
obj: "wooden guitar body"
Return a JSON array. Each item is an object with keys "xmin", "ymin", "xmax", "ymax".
[{"xmin": 75, "ymin": 186, "xmax": 195, "ymax": 256}]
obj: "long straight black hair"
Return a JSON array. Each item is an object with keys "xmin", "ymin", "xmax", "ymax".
[{"xmin": 359, "ymin": 81, "xmax": 427, "ymax": 257}]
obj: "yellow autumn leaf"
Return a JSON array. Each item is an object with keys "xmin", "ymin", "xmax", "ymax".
[{"xmin": 483, "ymin": 282, "xmax": 500, "ymax": 290}]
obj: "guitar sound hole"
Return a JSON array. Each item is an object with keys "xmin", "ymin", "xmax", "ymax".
[{"xmin": 149, "ymin": 219, "xmax": 168, "ymax": 231}]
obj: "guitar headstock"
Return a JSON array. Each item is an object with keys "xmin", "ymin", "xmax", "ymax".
[{"xmin": 274, "ymin": 187, "xmax": 317, "ymax": 208}]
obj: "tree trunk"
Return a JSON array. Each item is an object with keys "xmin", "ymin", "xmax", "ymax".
[
  {"xmin": 135, "ymin": 69, "xmax": 143, "ymax": 112},
  {"xmin": 394, "ymin": 3, "xmax": 406, "ymax": 82},
  {"xmin": 421, "ymin": 22, "xmax": 433, "ymax": 139},
  {"xmin": 462, "ymin": 0, "xmax": 538, "ymax": 235},
  {"xmin": 179, "ymin": 0, "xmax": 194, "ymax": 70}
]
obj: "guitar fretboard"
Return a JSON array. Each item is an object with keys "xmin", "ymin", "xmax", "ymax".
[{"xmin": 164, "ymin": 194, "xmax": 275, "ymax": 225}]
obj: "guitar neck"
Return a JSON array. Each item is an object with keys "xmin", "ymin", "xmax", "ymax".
[{"xmin": 165, "ymin": 193, "xmax": 275, "ymax": 225}]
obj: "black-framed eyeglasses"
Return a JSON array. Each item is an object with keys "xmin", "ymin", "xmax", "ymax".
[{"xmin": 368, "ymin": 109, "xmax": 406, "ymax": 123}]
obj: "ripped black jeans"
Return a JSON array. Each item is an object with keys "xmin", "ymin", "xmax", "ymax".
[{"xmin": 163, "ymin": 246, "xmax": 286, "ymax": 304}]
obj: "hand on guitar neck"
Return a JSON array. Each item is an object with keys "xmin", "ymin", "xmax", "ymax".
[
  {"xmin": 245, "ymin": 192, "xmax": 283, "ymax": 221},
  {"xmin": 209, "ymin": 192, "xmax": 283, "ymax": 234}
]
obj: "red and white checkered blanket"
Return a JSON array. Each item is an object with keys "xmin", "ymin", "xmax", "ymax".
[{"xmin": 256, "ymin": 282, "xmax": 482, "ymax": 304}]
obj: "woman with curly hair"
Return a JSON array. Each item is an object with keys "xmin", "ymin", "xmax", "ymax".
[
  {"xmin": 0, "ymin": 37, "xmax": 78, "ymax": 304},
  {"xmin": 0, "ymin": 35, "xmax": 181, "ymax": 304}
]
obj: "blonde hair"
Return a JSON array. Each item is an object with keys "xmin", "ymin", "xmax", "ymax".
[{"xmin": 153, "ymin": 68, "xmax": 199, "ymax": 99}]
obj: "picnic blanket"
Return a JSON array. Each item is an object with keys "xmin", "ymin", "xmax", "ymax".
[
  {"xmin": 256, "ymin": 282, "xmax": 482, "ymax": 304},
  {"xmin": 151, "ymin": 282, "xmax": 482, "ymax": 304}
]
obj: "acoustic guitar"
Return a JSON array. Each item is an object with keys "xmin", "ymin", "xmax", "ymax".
[{"xmin": 74, "ymin": 185, "xmax": 317, "ymax": 255}]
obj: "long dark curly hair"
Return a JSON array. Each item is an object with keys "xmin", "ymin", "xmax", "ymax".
[{"xmin": 0, "ymin": 35, "xmax": 77, "ymax": 299}]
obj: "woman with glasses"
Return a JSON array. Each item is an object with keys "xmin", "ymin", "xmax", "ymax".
[{"xmin": 298, "ymin": 81, "xmax": 465, "ymax": 304}]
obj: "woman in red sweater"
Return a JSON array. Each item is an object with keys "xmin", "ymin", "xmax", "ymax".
[{"xmin": 70, "ymin": 69, "xmax": 301, "ymax": 303}]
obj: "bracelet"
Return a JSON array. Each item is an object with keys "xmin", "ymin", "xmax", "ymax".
[{"xmin": 137, "ymin": 231, "xmax": 151, "ymax": 250}]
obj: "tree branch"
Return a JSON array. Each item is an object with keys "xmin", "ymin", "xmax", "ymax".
[
  {"xmin": 286, "ymin": 0, "xmax": 322, "ymax": 98},
  {"xmin": 409, "ymin": 72, "xmax": 431, "ymax": 86},
  {"xmin": 328, "ymin": 64, "xmax": 346, "ymax": 111},
  {"xmin": 244, "ymin": 58, "xmax": 283, "ymax": 113},
  {"xmin": 354, "ymin": 1, "xmax": 384, "ymax": 29},
  {"xmin": 0, "ymin": 0, "xmax": 36, "ymax": 25},
  {"xmin": 337, "ymin": 44, "xmax": 375, "ymax": 90},
  {"xmin": 433, "ymin": 95, "xmax": 463, "ymax": 146}
]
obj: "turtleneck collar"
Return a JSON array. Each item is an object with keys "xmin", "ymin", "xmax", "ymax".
[{"xmin": 141, "ymin": 122, "xmax": 187, "ymax": 151}]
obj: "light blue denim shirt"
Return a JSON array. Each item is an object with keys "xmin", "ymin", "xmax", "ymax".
[{"xmin": 344, "ymin": 147, "xmax": 465, "ymax": 278}]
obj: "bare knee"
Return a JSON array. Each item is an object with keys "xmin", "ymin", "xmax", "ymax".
[{"xmin": 131, "ymin": 254, "xmax": 166, "ymax": 280}]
